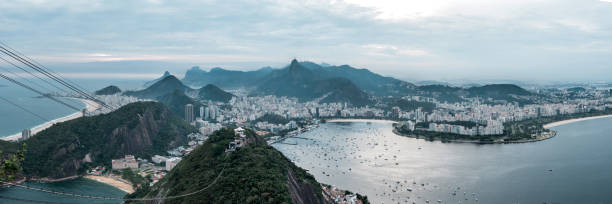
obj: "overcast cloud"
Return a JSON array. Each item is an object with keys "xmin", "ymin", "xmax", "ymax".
[{"xmin": 1, "ymin": 0, "xmax": 611, "ymax": 82}]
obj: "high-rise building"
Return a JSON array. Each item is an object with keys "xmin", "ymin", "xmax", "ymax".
[
  {"xmin": 199, "ymin": 106, "xmax": 204, "ymax": 119},
  {"xmin": 209, "ymin": 105, "xmax": 216, "ymax": 120},
  {"xmin": 20, "ymin": 129, "xmax": 32, "ymax": 141},
  {"xmin": 166, "ymin": 157, "xmax": 182, "ymax": 171},
  {"xmin": 185, "ymin": 104, "xmax": 194, "ymax": 123},
  {"xmin": 204, "ymin": 107, "xmax": 210, "ymax": 120}
]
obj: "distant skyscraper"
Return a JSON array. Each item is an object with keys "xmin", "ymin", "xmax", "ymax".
[
  {"xmin": 185, "ymin": 104, "xmax": 194, "ymax": 123},
  {"xmin": 209, "ymin": 105, "xmax": 216, "ymax": 120},
  {"xmin": 204, "ymin": 107, "xmax": 210, "ymax": 120},
  {"xmin": 200, "ymin": 106, "xmax": 204, "ymax": 119},
  {"xmin": 20, "ymin": 129, "xmax": 32, "ymax": 141}
]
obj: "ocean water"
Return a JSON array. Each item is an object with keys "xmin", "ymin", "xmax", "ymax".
[
  {"xmin": 0, "ymin": 78, "xmax": 146, "ymax": 138},
  {"xmin": 0, "ymin": 178, "xmax": 126, "ymax": 204},
  {"xmin": 273, "ymin": 118, "xmax": 612, "ymax": 204}
]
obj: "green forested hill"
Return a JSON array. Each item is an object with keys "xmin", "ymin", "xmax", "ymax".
[
  {"xmin": 124, "ymin": 75, "xmax": 193, "ymax": 99},
  {"xmin": 94, "ymin": 85, "xmax": 121, "ymax": 95},
  {"xmin": 0, "ymin": 102, "xmax": 195, "ymax": 179},
  {"xmin": 253, "ymin": 113, "xmax": 290, "ymax": 125},
  {"xmin": 127, "ymin": 128, "xmax": 327, "ymax": 204},
  {"xmin": 198, "ymin": 84, "xmax": 235, "ymax": 103}
]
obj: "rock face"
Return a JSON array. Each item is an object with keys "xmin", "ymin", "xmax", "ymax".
[
  {"xmin": 286, "ymin": 169, "xmax": 326, "ymax": 204},
  {"xmin": 16, "ymin": 102, "xmax": 195, "ymax": 179}
]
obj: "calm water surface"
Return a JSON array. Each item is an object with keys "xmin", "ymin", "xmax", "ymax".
[
  {"xmin": 0, "ymin": 78, "xmax": 146, "ymax": 137},
  {"xmin": 0, "ymin": 178, "xmax": 126, "ymax": 204},
  {"xmin": 273, "ymin": 118, "xmax": 612, "ymax": 204}
]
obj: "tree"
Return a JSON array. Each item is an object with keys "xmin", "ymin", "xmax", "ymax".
[{"xmin": 0, "ymin": 143, "xmax": 27, "ymax": 182}]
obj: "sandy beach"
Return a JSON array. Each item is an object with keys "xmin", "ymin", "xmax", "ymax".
[
  {"xmin": 84, "ymin": 175, "xmax": 134, "ymax": 193},
  {"xmin": 543, "ymin": 114, "xmax": 612, "ymax": 129},
  {"xmin": 1, "ymin": 98, "xmax": 100, "ymax": 142}
]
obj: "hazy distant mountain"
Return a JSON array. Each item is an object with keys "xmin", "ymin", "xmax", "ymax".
[
  {"xmin": 255, "ymin": 59, "xmax": 371, "ymax": 106},
  {"xmin": 180, "ymin": 59, "xmax": 537, "ymax": 105},
  {"xmin": 124, "ymin": 75, "xmax": 193, "ymax": 99},
  {"xmin": 198, "ymin": 84, "xmax": 235, "ymax": 103},
  {"xmin": 143, "ymin": 71, "xmax": 171, "ymax": 87},
  {"xmin": 566, "ymin": 87, "xmax": 586, "ymax": 92},
  {"xmin": 467, "ymin": 84, "xmax": 532, "ymax": 96},
  {"xmin": 297, "ymin": 62, "xmax": 416, "ymax": 96},
  {"xmin": 417, "ymin": 84, "xmax": 462, "ymax": 93},
  {"xmin": 182, "ymin": 66, "xmax": 273, "ymax": 89},
  {"xmin": 415, "ymin": 85, "xmax": 466, "ymax": 103},
  {"xmin": 415, "ymin": 80, "xmax": 452, "ymax": 86},
  {"xmin": 182, "ymin": 59, "xmax": 415, "ymax": 96},
  {"xmin": 94, "ymin": 85, "xmax": 121, "ymax": 95},
  {"xmin": 314, "ymin": 78, "xmax": 372, "ymax": 106},
  {"xmin": 413, "ymin": 84, "xmax": 533, "ymax": 103}
]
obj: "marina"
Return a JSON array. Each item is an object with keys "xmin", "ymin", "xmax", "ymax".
[{"xmin": 273, "ymin": 118, "xmax": 612, "ymax": 203}]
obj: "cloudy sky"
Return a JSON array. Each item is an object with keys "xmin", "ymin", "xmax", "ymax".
[{"xmin": 1, "ymin": 0, "xmax": 611, "ymax": 82}]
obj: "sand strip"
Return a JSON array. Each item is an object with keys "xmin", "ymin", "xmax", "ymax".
[
  {"xmin": 543, "ymin": 114, "xmax": 612, "ymax": 129},
  {"xmin": 1, "ymin": 98, "xmax": 100, "ymax": 141},
  {"xmin": 84, "ymin": 175, "xmax": 134, "ymax": 194}
]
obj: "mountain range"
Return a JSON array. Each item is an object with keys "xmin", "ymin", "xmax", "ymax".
[
  {"xmin": 125, "ymin": 59, "xmax": 535, "ymax": 110},
  {"xmin": 183, "ymin": 59, "xmax": 415, "ymax": 98},
  {"xmin": 179, "ymin": 59, "xmax": 535, "ymax": 106}
]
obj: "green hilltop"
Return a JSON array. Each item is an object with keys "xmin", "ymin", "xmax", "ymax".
[{"xmin": 126, "ymin": 128, "xmax": 338, "ymax": 204}]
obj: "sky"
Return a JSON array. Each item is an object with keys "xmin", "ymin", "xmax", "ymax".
[{"xmin": 1, "ymin": 0, "xmax": 612, "ymax": 82}]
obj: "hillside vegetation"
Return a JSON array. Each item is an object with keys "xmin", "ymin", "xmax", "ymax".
[
  {"xmin": 0, "ymin": 102, "xmax": 195, "ymax": 179},
  {"xmin": 198, "ymin": 84, "xmax": 235, "ymax": 103},
  {"xmin": 253, "ymin": 113, "xmax": 290, "ymax": 125},
  {"xmin": 127, "ymin": 128, "xmax": 328, "ymax": 204}
]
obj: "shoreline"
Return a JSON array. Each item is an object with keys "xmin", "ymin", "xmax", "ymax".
[
  {"xmin": 84, "ymin": 175, "xmax": 134, "ymax": 194},
  {"xmin": 19, "ymin": 175, "xmax": 133, "ymax": 194},
  {"xmin": 29, "ymin": 175, "xmax": 80, "ymax": 183},
  {"xmin": 326, "ymin": 118, "xmax": 397, "ymax": 123},
  {"xmin": 542, "ymin": 114, "xmax": 612, "ymax": 129},
  {"xmin": 0, "ymin": 98, "xmax": 99, "ymax": 142}
]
